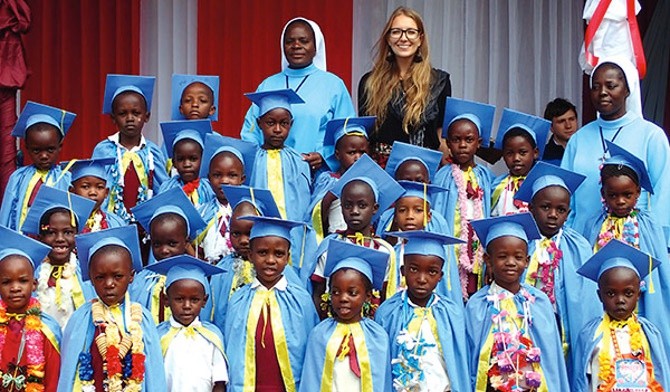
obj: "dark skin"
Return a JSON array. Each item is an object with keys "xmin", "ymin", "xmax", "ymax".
[
  {"xmin": 591, "ymin": 64, "xmax": 629, "ymax": 121},
  {"xmin": 598, "ymin": 266, "xmax": 640, "ymax": 321},
  {"xmin": 110, "ymin": 92, "xmax": 150, "ymax": 150},
  {"xmin": 446, "ymin": 119, "xmax": 481, "ymax": 169},
  {"xmin": 25, "ymin": 125, "xmax": 62, "ymax": 171},
  {"xmin": 208, "ymin": 152, "xmax": 245, "ymax": 205},
  {"xmin": 258, "ymin": 108, "xmax": 292, "ymax": 150},
  {"xmin": 341, "ymin": 181, "xmax": 378, "ymax": 236},
  {"xmin": 89, "ymin": 247, "xmax": 135, "ymax": 306},
  {"xmin": 484, "ymin": 236, "xmax": 529, "ymax": 294},
  {"xmin": 0, "ymin": 255, "xmax": 37, "ymax": 314},
  {"xmin": 173, "ymin": 139, "xmax": 203, "ymax": 183},
  {"xmin": 329, "ymin": 269, "xmax": 371, "ymax": 323},
  {"xmin": 402, "ymin": 254, "xmax": 443, "ymax": 307},
  {"xmin": 150, "ymin": 216, "xmax": 189, "ymax": 261},
  {"xmin": 395, "ymin": 160, "xmax": 430, "ymax": 183},
  {"xmin": 70, "ymin": 176, "xmax": 109, "ymax": 211},
  {"xmin": 502, "ymin": 135, "xmax": 537, "ymax": 177},
  {"xmin": 392, "ymin": 196, "xmax": 430, "ymax": 233},
  {"xmin": 179, "ymin": 82, "xmax": 216, "ymax": 120},
  {"xmin": 601, "ymin": 175, "xmax": 640, "ymax": 218},
  {"xmin": 229, "ymin": 203, "xmax": 257, "ymax": 260},
  {"xmin": 39, "ymin": 211, "xmax": 76, "ymax": 266},
  {"xmin": 249, "ymin": 236, "xmax": 290, "ymax": 289},
  {"xmin": 529, "ymin": 186, "xmax": 571, "ymax": 238}
]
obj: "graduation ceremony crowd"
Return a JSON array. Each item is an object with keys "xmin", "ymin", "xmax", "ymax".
[{"xmin": 2, "ymin": 5, "xmax": 670, "ymax": 392}]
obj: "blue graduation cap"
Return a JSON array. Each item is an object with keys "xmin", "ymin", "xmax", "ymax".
[
  {"xmin": 75, "ymin": 226, "xmax": 143, "ymax": 281},
  {"xmin": 21, "ymin": 186, "xmax": 96, "ymax": 235},
  {"xmin": 442, "ymin": 97, "xmax": 496, "ymax": 145},
  {"xmin": 13, "ymin": 101, "xmax": 76, "ymax": 138},
  {"xmin": 145, "ymin": 254, "xmax": 224, "ymax": 290},
  {"xmin": 62, "ymin": 158, "xmax": 115, "ymax": 183},
  {"xmin": 514, "ymin": 161, "xmax": 586, "ymax": 203},
  {"xmin": 171, "ymin": 74, "xmax": 220, "ymax": 120},
  {"xmin": 0, "ymin": 225, "xmax": 51, "ymax": 269},
  {"xmin": 323, "ymin": 239, "xmax": 388, "ymax": 291},
  {"xmin": 102, "ymin": 74, "xmax": 156, "ymax": 114},
  {"xmin": 131, "ymin": 187, "xmax": 207, "ymax": 238},
  {"xmin": 160, "ymin": 119, "xmax": 213, "ymax": 159},
  {"xmin": 385, "ymin": 141, "xmax": 442, "ymax": 181},
  {"xmin": 324, "ymin": 116, "xmax": 374, "ymax": 148},
  {"xmin": 240, "ymin": 216, "xmax": 304, "ymax": 242},
  {"xmin": 387, "ymin": 230, "xmax": 464, "ymax": 261},
  {"xmin": 397, "ymin": 180, "xmax": 448, "ymax": 206},
  {"xmin": 470, "ymin": 213, "xmax": 541, "ymax": 249},
  {"xmin": 222, "ymin": 185, "xmax": 281, "ymax": 218},
  {"xmin": 604, "ymin": 141, "xmax": 653, "ymax": 193},
  {"xmin": 577, "ymin": 239, "xmax": 659, "ymax": 282},
  {"xmin": 199, "ymin": 133, "xmax": 257, "ymax": 184},
  {"xmin": 244, "ymin": 88, "xmax": 304, "ymax": 118},
  {"xmin": 494, "ymin": 108, "xmax": 551, "ymax": 157}
]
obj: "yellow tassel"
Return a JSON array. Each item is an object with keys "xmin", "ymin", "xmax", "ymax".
[{"xmin": 648, "ymin": 255, "xmax": 655, "ymax": 294}]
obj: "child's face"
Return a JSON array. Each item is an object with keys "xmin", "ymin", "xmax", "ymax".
[
  {"xmin": 335, "ymin": 135, "xmax": 368, "ymax": 174},
  {"xmin": 601, "ymin": 175, "xmax": 640, "ymax": 218},
  {"xmin": 341, "ymin": 181, "xmax": 378, "ymax": 234},
  {"xmin": 25, "ymin": 126, "xmax": 62, "ymax": 171},
  {"xmin": 39, "ymin": 211, "xmax": 76, "ymax": 266},
  {"xmin": 150, "ymin": 216, "xmax": 188, "ymax": 261},
  {"xmin": 110, "ymin": 92, "xmax": 150, "ymax": 142},
  {"xmin": 598, "ymin": 266, "xmax": 640, "ymax": 321},
  {"xmin": 89, "ymin": 247, "xmax": 134, "ymax": 306},
  {"xmin": 529, "ymin": 186, "xmax": 570, "ymax": 238},
  {"xmin": 394, "ymin": 196, "xmax": 430, "ymax": 231},
  {"xmin": 330, "ymin": 268, "xmax": 371, "ymax": 324},
  {"xmin": 0, "ymin": 256, "xmax": 37, "ymax": 314},
  {"xmin": 179, "ymin": 82, "xmax": 215, "ymax": 120},
  {"xmin": 208, "ymin": 153, "xmax": 245, "ymax": 204},
  {"xmin": 166, "ymin": 278, "xmax": 208, "ymax": 326},
  {"xmin": 502, "ymin": 135, "xmax": 537, "ymax": 177},
  {"xmin": 250, "ymin": 236, "xmax": 290, "ymax": 288},
  {"xmin": 258, "ymin": 108, "xmax": 292, "ymax": 149},
  {"xmin": 395, "ymin": 160, "xmax": 429, "ymax": 183},
  {"xmin": 484, "ymin": 236, "xmax": 529, "ymax": 294},
  {"xmin": 70, "ymin": 176, "xmax": 109, "ymax": 211},
  {"xmin": 229, "ymin": 213, "xmax": 254, "ymax": 259},
  {"xmin": 446, "ymin": 119, "xmax": 480, "ymax": 168},
  {"xmin": 173, "ymin": 139, "xmax": 203, "ymax": 183},
  {"xmin": 402, "ymin": 254, "xmax": 443, "ymax": 307}
]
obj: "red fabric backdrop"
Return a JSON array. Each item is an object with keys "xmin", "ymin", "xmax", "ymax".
[{"xmin": 197, "ymin": 0, "xmax": 353, "ymax": 137}]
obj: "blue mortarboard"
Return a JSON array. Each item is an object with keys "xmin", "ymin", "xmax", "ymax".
[
  {"xmin": 241, "ymin": 216, "xmax": 304, "ymax": 242},
  {"xmin": 222, "ymin": 185, "xmax": 281, "ymax": 218},
  {"xmin": 21, "ymin": 186, "xmax": 95, "ymax": 235},
  {"xmin": 0, "ymin": 226, "xmax": 50, "ymax": 270},
  {"xmin": 397, "ymin": 180, "xmax": 448, "ymax": 205},
  {"xmin": 171, "ymin": 74, "xmax": 220, "ymax": 120},
  {"xmin": 131, "ymin": 187, "xmax": 207, "ymax": 238},
  {"xmin": 75, "ymin": 226, "xmax": 143, "ymax": 281},
  {"xmin": 13, "ymin": 101, "xmax": 76, "ymax": 138},
  {"xmin": 160, "ymin": 119, "xmax": 213, "ymax": 159},
  {"xmin": 324, "ymin": 116, "xmax": 374, "ymax": 148},
  {"xmin": 62, "ymin": 158, "xmax": 115, "ymax": 183},
  {"xmin": 199, "ymin": 133, "xmax": 257, "ymax": 184},
  {"xmin": 577, "ymin": 239, "xmax": 659, "ymax": 282},
  {"xmin": 385, "ymin": 141, "xmax": 442, "ymax": 181},
  {"xmin": 494, "ymin": 108, "xmax": 551, "ymax": 158},
  {"xmin": 387, "ymin": 230, "xmax": 464, "ymax": 261},
  {"xmin": 244, "ymin": 88, "xmax": 304, "ymax": 118},
  {"xmin": 145, "ymin": 254, "xmax": 224, "ymax": 290},
  {"xmin": 102, "ymin": 74, "xmax": 156, "ymax": 114},
  {"xmin": 323, "ymin": 240, "xmax": 388, "ymax": 291},
  {"xmin": 514, "ymin": 161, "xmax": 586, "ymax": 203},
  {"xmin": 604, "ymin": 141, "xmax": 653, "ymax": 193},
  {"xmin": 443, "ymin": 97, "xmax": 496, "ymax": 145},
  {"xmin": 470, "ymin": 213, "xmax": 541, "ymax": 249}
]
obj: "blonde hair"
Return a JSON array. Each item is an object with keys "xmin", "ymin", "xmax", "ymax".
[{"xmin": 362, "ymin": 7, "xmax": 432, "ymax": 135}]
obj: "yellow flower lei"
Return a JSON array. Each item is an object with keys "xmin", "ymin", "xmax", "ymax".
[{"xmin": 597, "ymin": 313, "xmax": 643, "ymax": 389}]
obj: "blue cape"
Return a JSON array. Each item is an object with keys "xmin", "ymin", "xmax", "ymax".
[{"xmin": 157, "ymin": 175, "xmax": 215, "ymax": 207}]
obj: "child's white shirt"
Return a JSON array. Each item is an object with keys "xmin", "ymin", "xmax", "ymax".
[{"xmin": 407, "ymin": 296, "xmax": 450, "ymax": 392}]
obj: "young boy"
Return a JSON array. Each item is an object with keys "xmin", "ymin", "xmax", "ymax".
[
  {"xmin": 572, "ymin": 240, "xmax": 670, "ymax": 391},
  {"xmin": 466, "ymin": 213, "xmax": 570, "ymax": 391},
  {"xmin": 92, "ymin": 74, "xmax": 168, "ymax": 224},
  {"xmin": 0, "ymin": 101, "xmax": 75, "ymax": 231},
  {"xmin": 58, "ymin": 226, "xmax": 167, "ymax": 390},
  {"xmin": 0, "ymin": 226, "xmax": 62, "ymax": 391},
  {"xmin": 147, "ymin": 254, "xmax": 228, "ymax": 392},
  {"xmin": 225, "ymin": 216, "xmax": 319, "ymax": 391},
  {"xmin": 384, "ymin": 141, "xmax": 442, "ymax": 184}
]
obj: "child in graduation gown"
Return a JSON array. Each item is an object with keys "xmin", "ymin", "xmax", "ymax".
[
  {"xmin": 300, "ymin": 240, "xmax": 391, "ymax": 392},
  {"xmin": 466, "ymin": 213, "xmax": 570, "ymax": 391},
  {"xmin": 58, "ymin": 226, "xmax": 166, "ymax": 391},
  {"xmin": 572, "ymin": 240, "xmax": 670, "ymax": 391},
  {"xmin": 0, "ymin": 101, "xmax": 75, "ymax": 231},
  {"xmin": 0, "ymin": 226, "xmax": 62, "ymax": 391}
]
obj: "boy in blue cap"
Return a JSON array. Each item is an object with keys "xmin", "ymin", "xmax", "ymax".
[
  {"xmin": 300, "ymin": 240, "xmax": 391, "ymax": 392},
  {"xmin": 572, "ymin": 240, "xmax": 670, "ymax": 391},
  {"xmin": 58, "ymin": 226, "xmax": 167, "ymax": 391},
  {"xmin": 385, "ymin": 141, "xmax": 442, "ymax": 184},
  {"xmin": 0, "ymin": 101, "xmax": 75, "ymax": 231}
]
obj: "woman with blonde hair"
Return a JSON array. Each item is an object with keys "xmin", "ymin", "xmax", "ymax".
[{"xmin": 358, "ymin": 6, "xmax": 451, "ymax": 168}]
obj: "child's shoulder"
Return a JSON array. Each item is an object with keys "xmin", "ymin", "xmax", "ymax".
[{"xmin": 376, "ymin": 291, "xmax": 404, "ymax": 315}]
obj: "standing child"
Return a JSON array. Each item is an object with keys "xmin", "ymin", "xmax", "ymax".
[
  {"xmin": 0, "ymin": 101, "xmax": 75, "ymax": 231},
  {"xmin": 385, "ymin": 141, "xmax": 442, "ymax": 184}
]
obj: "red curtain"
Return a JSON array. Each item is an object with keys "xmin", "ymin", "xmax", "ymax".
[
  {"xmin": 197, "ymin": 0, "xmax": 353, "ymax": 137},
  {"xmin": 21, "ymin": 0, "xmax": 141, "ymax": 160}
]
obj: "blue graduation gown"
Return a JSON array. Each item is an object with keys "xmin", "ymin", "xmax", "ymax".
[
  {"xmin": 299, "ymin": 318, "xmax": 391, "ymax": 392},
  {"xmin": 432, "ymin": 163, "xmax": 493, "ymax": 228},
  {"xmin": 375, "ymin": 291, "xmax": 470, "ymax": 392},
  {"xmin": 157, "ymin": 175, "xmax": 215, "ymax": 206}
]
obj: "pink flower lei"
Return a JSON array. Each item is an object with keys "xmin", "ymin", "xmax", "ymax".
[
  {"xmin": 597, "ymin": 210, "xmax": 640, "ymax": 250},
  {"xmin": 530, "ymin": 238, "xmax": 563, "ymax": 304}
]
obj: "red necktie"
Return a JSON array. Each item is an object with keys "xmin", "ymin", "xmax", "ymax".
[
  {"xmin": 123, "ymin": 163, "xmax": 141, "ymax": 211},
  {"xmin": 27, "ymin": 177, "xmax": 43, "ymax": 207}
]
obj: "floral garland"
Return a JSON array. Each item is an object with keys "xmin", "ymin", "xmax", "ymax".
[
  {"xmin": 37, "ymin": 255, "xmax": 77, "ymax": 327},
  {"xmin": 596, "ymin": 210, "xmax": 640, "ymax": 251},
  {"xmin": 0, "ymin": 297, "xmax": 46, "ymax": 391},
  {"xmin": 110, "ymin": 143, "xmax": 155, "ymax": 223},
  {"xmin": 83, "ymin": 210, "xmax": 110, "ymax": 233},
  {"xmin": 529, "ymin": 237, "xmax": 563, "ymax": 304},
  {"xmin": 231, "ymin": 256, "xmax": 255, "ymax": 294},
  {"xmin": 391, "ymin": 329, "xmax": 435, "ymax": 391}
]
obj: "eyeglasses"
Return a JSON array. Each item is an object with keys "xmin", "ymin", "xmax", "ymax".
[{"xmin": 388, "ymin": 28, "xmax": 421, "ymax": 40}]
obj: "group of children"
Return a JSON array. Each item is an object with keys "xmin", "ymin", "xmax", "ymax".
[{"xmin": 0, "ymin": 69, "xmax": 667, "ymax": 392}]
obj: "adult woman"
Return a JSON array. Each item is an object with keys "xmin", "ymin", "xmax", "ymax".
[
  {"xmin": 358, "ymin": 6, "xmax": 451, "ymax": 168},
  {"xmin": 240, "ymin": 17, "xmax": 355, "ymax": 171}
]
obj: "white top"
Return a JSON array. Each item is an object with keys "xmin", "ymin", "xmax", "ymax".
[
  {"xmin": 202, "ymin": 200, "xmax": 233, "ymax": 263},
  {"xmin": 491, "ymin": 187, "xmax": 528, "ymax": 217},
  {"xmin": 327, "ymin": 199, "xmax": 347, "ymax": 234},
  {"xmin": 37, "ymin": 253, "xmax": 80, "ymax": 329},
  {"xmin": 251, "ymin": 275, "xmax": 288, "ymax": 292},
  {"xmin": 333, "ymin": 354, "xmax": 361, "ymax": 391}
]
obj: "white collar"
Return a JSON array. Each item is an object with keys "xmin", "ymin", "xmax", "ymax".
[
  {"xmin": 489, "ymin": 281, "xmax": 517, "ymax": 297},
  {"xmin": 169, "ymin": 315, "xmax": 202, "ymax": 329},
  {"xmin": 108, "ymin": 132, "xmax": 147, "ymax": 152},
  {"xmin": 251, "ymin": 276, "xmax": 288, "ymax": 292}
]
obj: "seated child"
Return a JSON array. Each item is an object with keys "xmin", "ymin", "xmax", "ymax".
[
  {"xmin": 301, "ymin": 240, "xmax": 391, "ymax": 392},
  {"xmin": 0, "ymin": 101, "xmax": 75, "ymax": 231},
  {"xmin": 92, "ymin": 74, "xmax": 168, "ymax": 224},
  {"xmin": 0, "ymin": 226, "xmax": 62, "ymax": 391},
  {"xmin": 572, "ymin": 240, "xmax": 670, "ymax": 391},
  {"xmin": 375, "ymin": 230, "xmax": 469, "ymax": 392},
  {"xmin": 466, "ymin": 213, "xmax": 570, "ymax": 391},
  {"xmin": 146, "ymin": 254, "xmax": 228, "ymax": 392},
  {"xmin": 225, "ymin": 216, "xmax": 319, "ymax": 391},
  {"xmin": 58, "ymin": 226, "xmax": 166, "ymax": 390},
  {"xmin": 491, "ymin": 108, "xmax": 550, "ymax": 217},
  {"xmin": 21, "ymin": 186, "xmax": 96, "ymax": 328}
]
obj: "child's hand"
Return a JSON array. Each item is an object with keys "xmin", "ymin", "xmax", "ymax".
[{"xmin": 302, "ymin": 152, "xmax": 324, "ymax": 171}]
